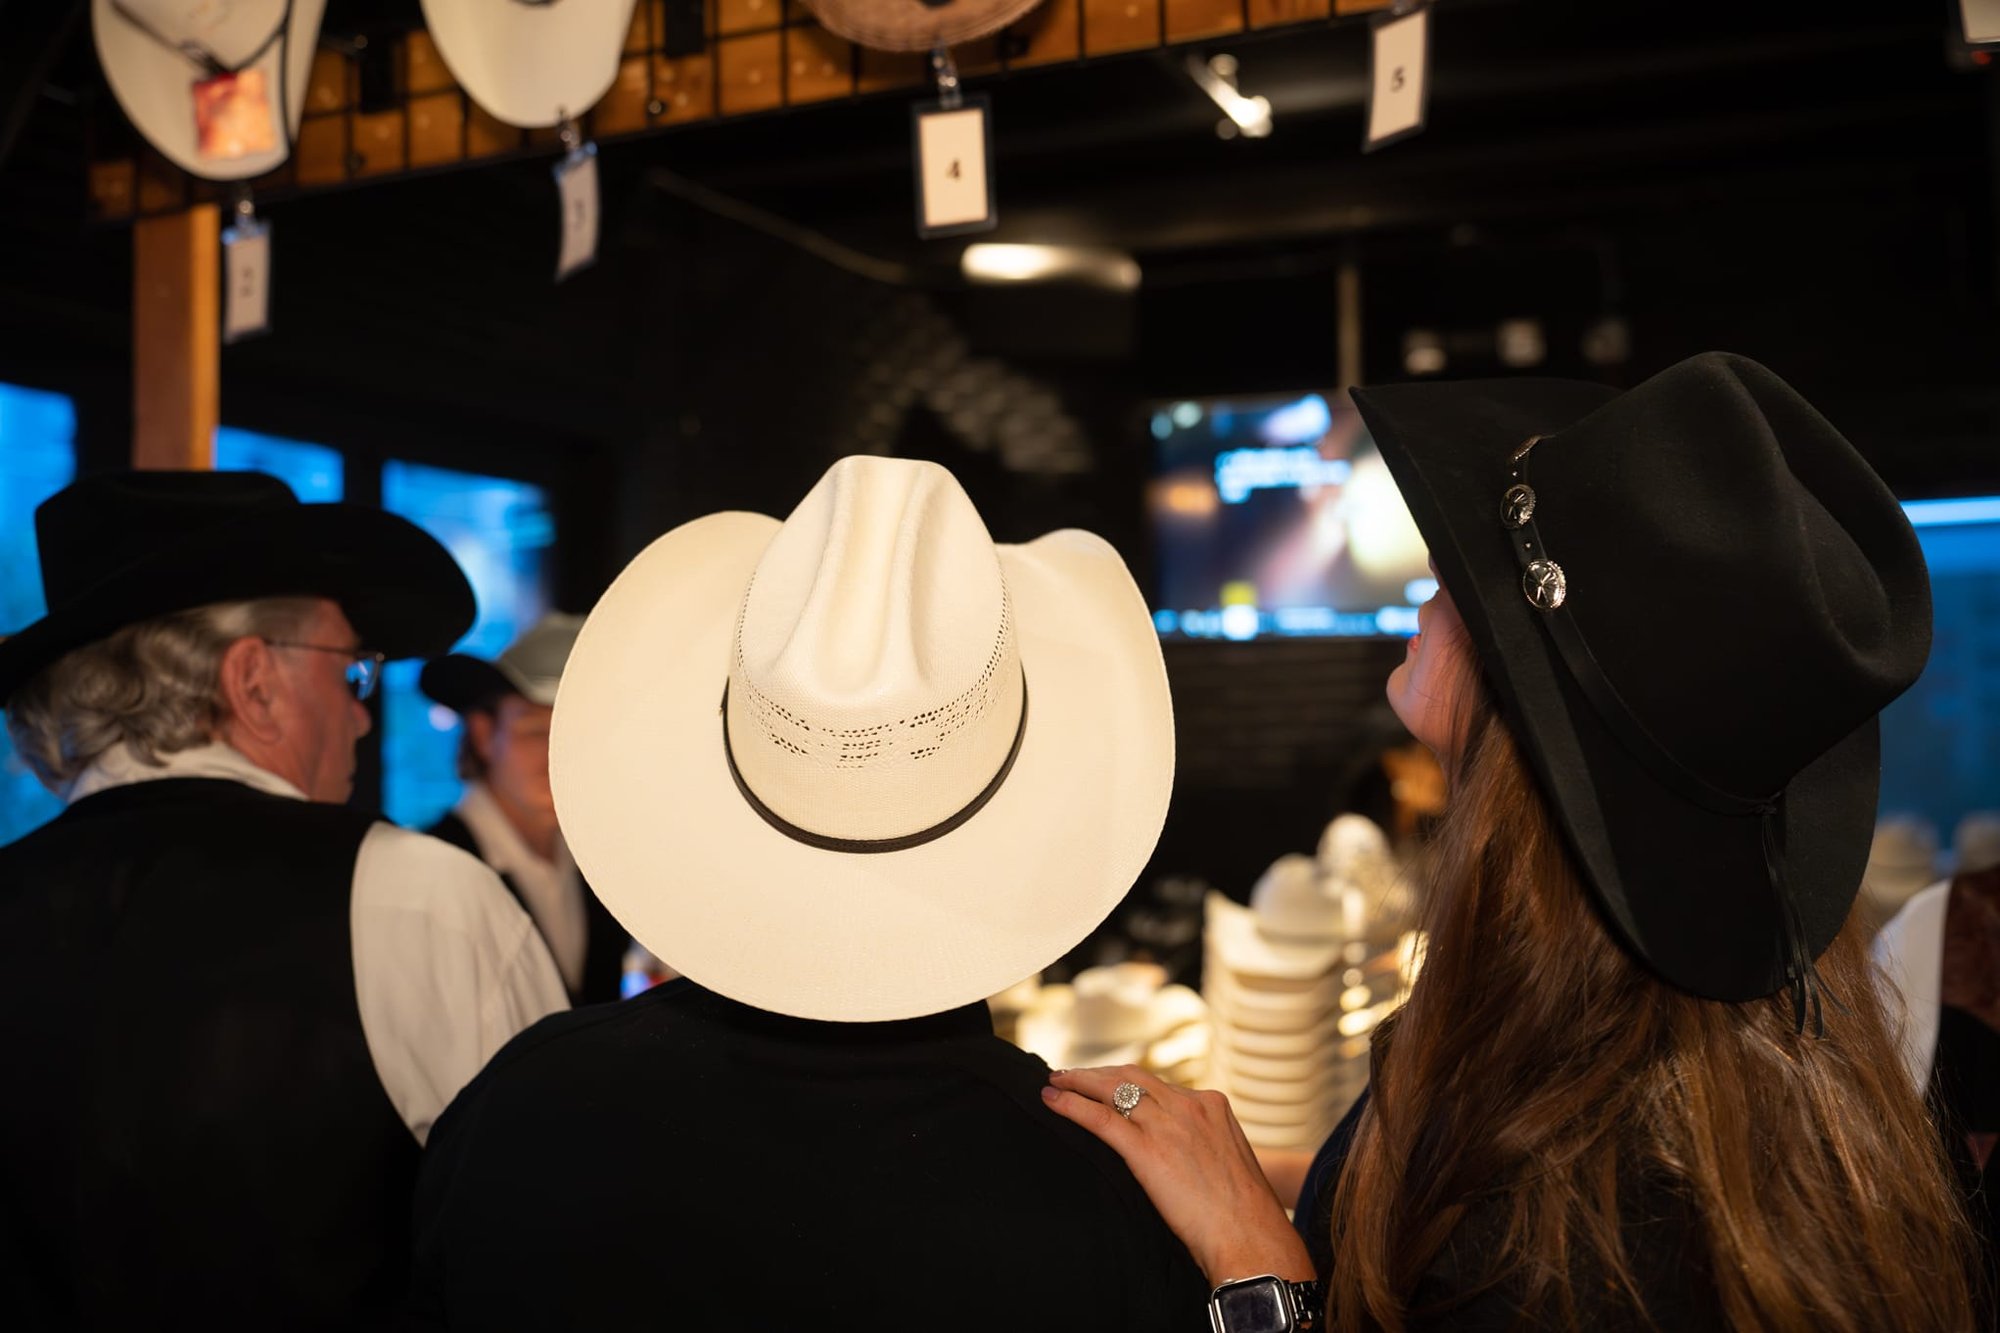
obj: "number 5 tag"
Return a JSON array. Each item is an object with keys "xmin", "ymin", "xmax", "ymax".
[
  {"xmin": 1365, "ymin": 4, "xmax": 1431, "ymax": 152},
  {"xmin": 912, "ymin": 95, "xmax": 996, "ymax": 238}
]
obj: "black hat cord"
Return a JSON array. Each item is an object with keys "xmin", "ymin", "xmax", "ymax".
[
  {"xmin": 108, "ymin": 1, "xmax": 299, "ymax": 159},
  {"xmin": 1501, "ymin": 436, "xmax": 1828, "ymax": 1036}
]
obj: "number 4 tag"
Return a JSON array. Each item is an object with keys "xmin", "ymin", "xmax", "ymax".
[
  {"xmin": 1365, "ymin": 3, "xmax": 1431, "ymax": 152},
  {"xmin": 912, "ymin": 95, "xmax": 995, "ymax": 238}
]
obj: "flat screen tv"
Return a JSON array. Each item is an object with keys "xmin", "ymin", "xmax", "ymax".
[
  {"xmin": 1878, "ymin": 493, "xmax": 2000, "ymax": 833},
  {"xmin": 1147, "ymin": 391, "xmax": 1432, "ymax": 640}
]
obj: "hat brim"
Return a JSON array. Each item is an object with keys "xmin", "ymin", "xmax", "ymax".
[
  {"xmin": 420, "ymin": 656, "xmax": 516, "ymax": 714},
  {"xmin": 420, "ymin": 0, "xmax": 632, "ymax": 128},
  {"xmin": 92, "ymin": 0, "xmax": 326, "ymax": 181},
  {"xmin": 1351, "ymin": 378, "xmax": 1875, "ymax": 1002},
  {"xmin": 0, "ymin": 503, "xmax": 475, "ymax": 702},
  {"xmin": 550, "ymin": 511, "xmax": 1175, "ymax": 1022},
  {"xmin": 803, "ymin": 0, "xmax": 1045, "ymax": 54}
]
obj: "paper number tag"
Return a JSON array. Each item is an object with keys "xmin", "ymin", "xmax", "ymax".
[
  {"xmin": 913, "ymin": 97, "xmax": 995, "ymax": 238},
  {"xmin": 554, "ymin": 143, "xmax": 600, "ymax": 281},
  {"xmin": 221, "ymin": 216, "xmax": 271, "ymax": 343},
  {"xmin": 1366, "ymin": 5, "xmax": 1431, "ymax": 152}
]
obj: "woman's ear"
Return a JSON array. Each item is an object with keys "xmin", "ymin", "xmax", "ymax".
[
  {"xmin": 466, "ymin": 710, "xmax": 498, "ymax": 766},
  {"xmin": 215, "ymin": 636, "xmax": 283, "ymax": 744}
]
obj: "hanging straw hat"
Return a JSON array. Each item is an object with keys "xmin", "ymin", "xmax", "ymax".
[
  {"xmin": 92, "ymin": 0, "xmax": 328, "ymax": 181},
  {"xmin": 801, "ymin": 0, "xmax": 1046, "ymax": 54},
  {"xmin": 550, "ymin": 455, "xmax": 1173, "ymax": 1021},
  {"xmin": 420, "ymin": 0, "xmax": 636, "ymax": 128}
]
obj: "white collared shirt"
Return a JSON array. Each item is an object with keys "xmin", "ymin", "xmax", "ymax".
[
  {"xmin": 1872, "ymin": 877, "xmax": 1953, "ymax": 1093},
  {"xmin": 66, "ymin": 743, "xmax": 570, "ymax": 1145},
  {"xmin": 452, "ymin": 782, "xmax": 589, "ymax": 996}
]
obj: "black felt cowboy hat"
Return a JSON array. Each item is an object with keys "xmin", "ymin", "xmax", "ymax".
[
  {"xmin": 0, "ymin": 471, "xmax": 476, "ymax": 704},
  {"xmin": 1351, "ymin": 352, "xmax": 1932, "ymax": 1008}
]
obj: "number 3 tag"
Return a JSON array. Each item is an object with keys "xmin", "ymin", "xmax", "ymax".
[
  {"xmin": 912, "ymin": 96, "xmax": 996, "ymax": 238},
  {"xmin": 1365, "ymin": 4, "xmax": 1431, "ymax": 152}
]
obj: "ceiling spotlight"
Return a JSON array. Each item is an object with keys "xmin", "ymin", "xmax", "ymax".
[
  {"xmin": 1403, "ymin": 329, "xmax": 1446, "ymax": 376},
  {"xmin": 960, "ymin": 243, "xmax": 1142, "ymax": 292},
  {"xmin": 1185, "ymin": 53, "xmax": 1273, "ymax": 140}
]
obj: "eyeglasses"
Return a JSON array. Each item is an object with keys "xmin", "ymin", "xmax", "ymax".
[{"xmin": 264, "ymin": 640, "xmax": 388, "ymax": 701}]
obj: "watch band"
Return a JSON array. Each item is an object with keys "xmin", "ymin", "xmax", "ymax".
[{"xmin": 1290, "ymin": 1278, "xmax": 1324, "ymax": 1332}]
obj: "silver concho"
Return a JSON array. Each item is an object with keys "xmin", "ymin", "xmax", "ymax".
[
  {"xmin": 1502, "ymin": 484, "xmax": 1537, "ymax": 529},
  {"xmin": 1523, "ymin": 559, "xmax": 1567, "ymax": 610}
]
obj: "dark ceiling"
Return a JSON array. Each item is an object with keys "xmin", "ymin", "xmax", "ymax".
[{"xmin": 0, "ymin": 0, "xmax": 1995, "ymax": 492}]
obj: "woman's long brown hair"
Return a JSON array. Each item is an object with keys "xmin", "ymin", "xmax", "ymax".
[{"xmin": 1326, "ymin": 665, "xmax": 1980, "ymax": 1331}]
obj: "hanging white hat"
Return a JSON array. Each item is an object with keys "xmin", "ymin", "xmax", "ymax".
[
  {"xmin": 551, "ymin": 455, "xmax": 1174, "ymax": 1022},
  {"xmin": 420, "ymin": 0, "xmax": 637, "ymax": 129},
  {"xmin": 92, "ymin": 0, "xmax": 328, "ymax": 181}
]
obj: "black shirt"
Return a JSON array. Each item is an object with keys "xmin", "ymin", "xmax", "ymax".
[{"xmin": 408, "ymin": 979, "xmax": 1210, "ymax": 1331}]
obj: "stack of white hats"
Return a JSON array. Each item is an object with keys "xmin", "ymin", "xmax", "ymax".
[
  {"xmin": 1202, "ymin": 816, "xmax": 1418, "ymax": 1152},
  {"xmin": 1013, "ymin": 962, "xmax": 1211, "ymax": 1087},
  {"xmin": 1204, "ymin": 855, "xmax": 1369, "ymax": 1153}
]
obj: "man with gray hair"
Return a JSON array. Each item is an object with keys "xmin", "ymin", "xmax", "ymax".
[{"xmin": 0, "ymin": 472, "xmax": 569, "ymax": 1329}]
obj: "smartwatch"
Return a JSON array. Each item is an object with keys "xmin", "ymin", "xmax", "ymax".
[{"xmin": 1207, "ymin": 1274, "xmax": 1325, "ymax": 1333}]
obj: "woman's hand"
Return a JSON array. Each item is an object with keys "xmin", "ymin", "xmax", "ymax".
[{"xmin": 1042, "ymin": 1066, "xmax": 1315, "ymax": 1285}]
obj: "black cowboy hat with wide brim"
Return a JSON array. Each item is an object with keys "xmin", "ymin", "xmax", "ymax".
[
  {"xmin": 418, "ymin": 656, "xmax": 515, "ymax": 716},
  {"xmin": 1351, "ymin": 353, "xmax": 1932, "ymax": 1003},
  {"xmin": 0, "ymin": 471, "xmax": 476, "ymax": 704}
]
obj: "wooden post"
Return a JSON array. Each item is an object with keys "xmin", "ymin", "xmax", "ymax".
[{"xmin": 131, "ymin": 204, "xmax": 219, "ymax": 470}]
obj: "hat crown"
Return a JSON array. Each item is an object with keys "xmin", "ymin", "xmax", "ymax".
[
  {"xmin": 725, "ymin": 456, "xmax": 1025, "ymax": 842},
  {"xmin": 497, "ymin": 613, "xmax": 585, "ymax": 702},
  {"xmin": 36, "ymin": 471, "xmax": 300, "ymax": 614},
  {"xmin": 1250, "ymin": 853, "xmax": 1339, "ymax": 940},
  {"xmin": 1533, "ymin": 353, "xmax": 1930, "ymax": 798}
]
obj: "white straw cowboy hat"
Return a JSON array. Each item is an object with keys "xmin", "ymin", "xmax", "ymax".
[
  {"xmin": 551, "ymin": 455, "xmax": 1173, "ymax": 1022},
  {"xmin": 421, "ymin": 0, "xmax": 636, "ymax": 128},
  {"xmin": 92, "ymin": 0, "xmax": 328, "ymax": 180}
]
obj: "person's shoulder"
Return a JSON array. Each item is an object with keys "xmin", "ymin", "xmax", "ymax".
[
  {"xmin": 353, "ymin": 822, "xmax": 520, "ymax": 926},
  {"xmin": 436, "ymin": 981, "xmax": 701, "ymax": 1130},
  {"xmin": 488, "ymin": 979, "xmax": 704, "ymax": 1072}
]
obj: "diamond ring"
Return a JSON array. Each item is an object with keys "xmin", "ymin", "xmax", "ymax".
[{"xmin": 1112, "ymin": 1081, "xmax": 1146, "ymax": 1118}]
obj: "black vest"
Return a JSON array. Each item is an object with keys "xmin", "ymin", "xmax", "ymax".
[
  {"xmin": 425, "ymin": 810, "xmax": 627, "ymax": 1008},
  {"xmin": 0, "ymin": 778, "xmax": 420, "ymax": 1331}
]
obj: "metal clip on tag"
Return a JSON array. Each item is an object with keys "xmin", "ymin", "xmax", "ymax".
[{"xmin": 931, "ymin": 47, "xmax": 964, "ymax": 110}]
